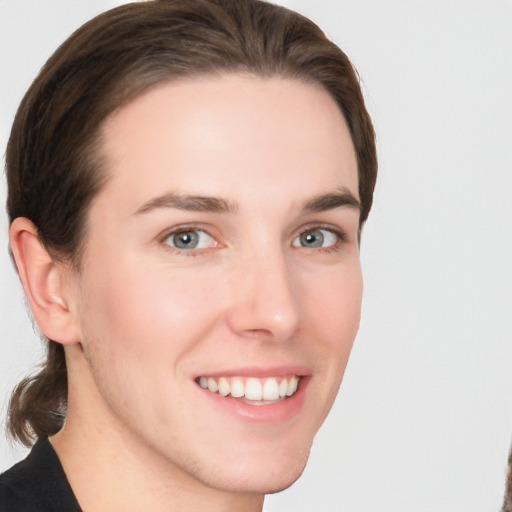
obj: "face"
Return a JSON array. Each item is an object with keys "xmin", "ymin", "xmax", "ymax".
[{"xmin": 66, "ymin": 74, "xmax": 362, "ymax": 494}]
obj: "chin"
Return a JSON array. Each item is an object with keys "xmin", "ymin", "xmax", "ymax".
[
  {"xmin": 259, "ymin": 459, "xmax": 309, "ymax": 495},
  {"xmin": 197, "ymin": 444, "xmax": 312, "ymax": 495}
]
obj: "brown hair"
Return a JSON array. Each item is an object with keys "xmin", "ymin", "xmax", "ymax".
[
  {"xmin": 6, "ymin": 0, "xmax": 377, "ymax": 446},
  {"xmin": 503, "ymin": 445, "xmax": 512, "ymax": 512}
]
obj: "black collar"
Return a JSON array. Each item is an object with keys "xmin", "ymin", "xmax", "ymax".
[{"xmin": 0, "ymin": 437, "xmax": 81, "ymax": 511}]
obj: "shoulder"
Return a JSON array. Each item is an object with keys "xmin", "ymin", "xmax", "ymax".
[
  {"xmin": 0, "ymin": 442, "xmax": 45, "ymax": 511},
  {"xmin": 0, "ymin": 438, "xmax": 81, "ymax": 512}
]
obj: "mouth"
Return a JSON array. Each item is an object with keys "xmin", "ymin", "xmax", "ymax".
[
  {"xmin": 196, "ymin": 375, "xmax": 300, "ymax": 406},
  {"xmin": 194, "ymin": 367, "xmax": 310, "ymax": 423}
]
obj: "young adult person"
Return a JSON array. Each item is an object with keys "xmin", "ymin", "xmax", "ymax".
[{"xmin": 0, "ymin": 0, "xmax": 377, "ymax": 510}]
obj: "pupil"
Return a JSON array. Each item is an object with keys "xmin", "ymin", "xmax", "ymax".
[
  {"xmin": 175, "ymin": 231, "xmax": 198, "ymax": 249},
  {"xmin": 301, "ymin": 230, "xmax": 324, "ymax": 248}
]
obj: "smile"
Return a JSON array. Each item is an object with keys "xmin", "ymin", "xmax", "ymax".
[{"xmin": 197, "ymin": 375, "xmax": 300, "ymax": 404}]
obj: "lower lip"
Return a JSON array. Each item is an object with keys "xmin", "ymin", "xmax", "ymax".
[{"xmin": 197, "ymin": 377, "xmax": 310, "ymax": 424}]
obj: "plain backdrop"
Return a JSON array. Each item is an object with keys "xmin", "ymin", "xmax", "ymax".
[{"xmin": 1, "ymin": 1, "xmax": 511, "ymax": 511}]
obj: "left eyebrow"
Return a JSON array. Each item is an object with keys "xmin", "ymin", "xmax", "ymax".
[{"xmin": 300, "ymin": 188, "xmax": 361, "ymax": 214}]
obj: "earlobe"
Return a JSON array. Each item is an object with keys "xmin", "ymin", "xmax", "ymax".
[{"xmin": 9, "ymin": 217, "xmax": 80, "ymax": 345}]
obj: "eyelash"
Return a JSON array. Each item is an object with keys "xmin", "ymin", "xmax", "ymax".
[{"xmin": 159, "ymin": 224, "xmax": 347, "ymax": 256}]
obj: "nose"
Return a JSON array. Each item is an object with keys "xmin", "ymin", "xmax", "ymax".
[{"xmin": 226, "ymin": 250, "xmax": 301, "ymax": 342}]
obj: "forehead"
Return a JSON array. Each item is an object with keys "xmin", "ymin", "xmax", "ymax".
[{"xmin": 97, "ymin": 74, "xmax": 358, "ymax": 209}]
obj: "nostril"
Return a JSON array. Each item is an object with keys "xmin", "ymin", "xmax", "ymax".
[{"xmin": 244, "ymin": 328, "xmax": 274, "ymax": 339}]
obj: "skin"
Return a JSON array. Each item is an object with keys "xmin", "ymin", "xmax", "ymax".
[{"xmin": 11, "ymin": 74, "xmax": 363, "ymax": 511}]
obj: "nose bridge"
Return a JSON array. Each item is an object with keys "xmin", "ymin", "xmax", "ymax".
[{"xmin": 227, "ymin": 242, "xmax": 300, "ymax": 341}]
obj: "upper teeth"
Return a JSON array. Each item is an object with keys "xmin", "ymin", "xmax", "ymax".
[{"xmin": 198, "ymin": 376, "xmax": 300, "ymax": 401}]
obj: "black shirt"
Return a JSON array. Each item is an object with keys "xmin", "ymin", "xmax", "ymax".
[{"xmin": 0, "ymin": 438, "xmax": 81, "ymax": 511}]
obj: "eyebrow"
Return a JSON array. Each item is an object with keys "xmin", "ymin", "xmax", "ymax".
[
  {"xmin": 300, "ymin": 188, "xmax": 361, "ymax": 214},
  {"xmin": 135, "ymin": 193, "xmax": 238, "ymax": 215},
  {"xmin": 134, "ymin": 187, "xmax": 360, "ymax": 216}
]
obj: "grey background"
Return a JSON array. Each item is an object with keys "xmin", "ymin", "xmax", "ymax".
[{"xmin": 1, "ymin": 1, "xmax": 511, "ymax": 511}]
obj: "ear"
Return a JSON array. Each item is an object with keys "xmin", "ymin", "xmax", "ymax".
[{"xmin": 9, "ymin": 217, "xmax": 80, "ymax": 345}]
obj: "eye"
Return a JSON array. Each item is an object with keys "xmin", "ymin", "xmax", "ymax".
[
  {"xmin": 164, "ymin": 229, "xmax": 215, "ymax": 250},
  {"xmin": 292, "ymin": 228, "xmax": 340, "ymax": 249}
]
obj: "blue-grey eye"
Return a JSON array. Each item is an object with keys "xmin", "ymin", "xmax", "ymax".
[
  {"xmin": 292, "ymin": 228, "xmax": 338, "ymax": 248},
  {"xmin": 165, "ymin": 230, "xmax": 214, "ymax": 250}
]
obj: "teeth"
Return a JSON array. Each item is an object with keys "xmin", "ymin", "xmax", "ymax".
[
  {"xmin": 207, "ymin": 377, "xmax": 218, "ymax": 393},
  {"xmin": 218, "ymin": 377, "xmax": 230, "ymax": 397},
  {"xmin": 286, "ymin": 376, "xmax": 298, "ymax": 397},
  {"xmin": 245, "ymin": 378, "xmax": 262, "ymax": 400},
  {"xmin": 279, "ymin": 378, "xmax": 288, "ymax": 397},
  {"xmin": 231, "ymin": 378, "xmax": 244, "ymax": 398},
  {"xmin": 197, "ymin": 375, "xmax": 301, "ymax": 402},
  {"xmin": 263, "ymin": 378, "xmax": 279, "ymax": 400}
]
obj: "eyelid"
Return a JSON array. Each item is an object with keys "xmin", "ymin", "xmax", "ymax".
[{"xmin": 293, "ymin": 222, "xmax": 347, "ymax": 240}]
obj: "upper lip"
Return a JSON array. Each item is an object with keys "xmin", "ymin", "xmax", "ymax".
[{"xmin": 195, "ymin": 365, "xmax": 311, "ymax": 379}]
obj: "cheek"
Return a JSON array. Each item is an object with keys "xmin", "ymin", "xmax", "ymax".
[
  {"xmin": 303, "ymin": 267, "xmax": 362, "ymax": 413},
  {"xmin": 74, "ymin": 260, "xmax": 226, "ymax": 431},
  {"xmin": 305, "ymin": 265, "xmax": 363, "ymax": 346},
  {"xmin": 77, "ymin": 258, "xmax": 223, "ymax": 362}
]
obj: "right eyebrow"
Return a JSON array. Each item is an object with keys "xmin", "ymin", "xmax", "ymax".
[{"xmin": 133, "ymin": 193, "xmax": 238, "ymax": 216}]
